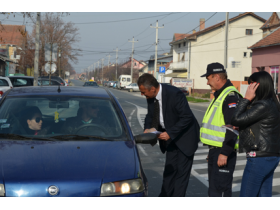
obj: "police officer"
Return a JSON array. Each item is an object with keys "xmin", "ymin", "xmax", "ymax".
[{"xmin": 200, "ymin": 62, "xmax": 242, "ymax": 197}]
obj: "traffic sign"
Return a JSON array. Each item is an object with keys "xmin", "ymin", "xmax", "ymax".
[
  {"xmin": 45, "ymin": 63, "xmax": 57, "ymax": 74},
  {"xmin": 159, "ymin": 66, "xmax": 165, "ymax": 73}
]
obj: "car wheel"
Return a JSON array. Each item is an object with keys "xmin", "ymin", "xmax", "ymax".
[{"xmin": 130, "ymin": 88, "xmax": 133, "ymax": 92}]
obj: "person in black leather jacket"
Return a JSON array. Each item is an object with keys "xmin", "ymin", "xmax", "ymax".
[{"xmin": 231, "ymin": 71, "xmax": 280, "ymax": 197}]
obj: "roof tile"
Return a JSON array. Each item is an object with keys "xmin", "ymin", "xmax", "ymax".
[{"xmin": 248, "ymin": 27, "xmax": 280, "ymax": 49}]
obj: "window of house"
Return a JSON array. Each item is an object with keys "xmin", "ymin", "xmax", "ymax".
[
  {"xmin": 246, "ymin": 29, "xmax": 253, "ymax": 35},
  {"xmin": 178, "ymin": 53, "xmax": 180, "ymax": 62},
  {"xmin": 232, "ymin": 61, "xmax": 241, "ymax": 68},
  {"xmin": 244, "ymin": 77, "xmax": 250, "ymax": 81},
  {"xmin": 178, "ymin": 44, "xmax": 181, "ymax": 48},
  {"xmin": 183, "ymin": 42, "xmax": 186, "ymax": 47},
  {"xmin": 250, "ymin": 52, "xmax": 252, "ymax": 57},
  {"xmin": 134, "ymin": 62, "xmax": 137, "ymax": 66},
  {"xmin": 243, "ymin": 52, "xmax": 247, "ymax": 57}
]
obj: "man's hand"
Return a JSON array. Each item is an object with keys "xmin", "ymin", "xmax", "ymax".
[
  {"xmin": 217, "ymin": 154, "xmax": 228, "ymax": 167},
  {"xmin": 144, "ymin": 129, "xmax": 149, "ymax": 133},
  {"xmin": 158, "ymin": 132, "xmax": 170, "ymax": 141}
]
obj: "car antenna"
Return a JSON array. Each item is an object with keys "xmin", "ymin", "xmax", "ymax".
[{"xmin": 57, "ymin": 85, "xmax": 61, "ymax": 93}]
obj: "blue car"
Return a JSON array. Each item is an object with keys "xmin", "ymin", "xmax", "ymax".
[{"xmin": 0, "ymin": 86, "xmax": 156, "ymax": 197}]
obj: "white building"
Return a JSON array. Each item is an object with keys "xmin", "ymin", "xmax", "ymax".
[{"xmin": 169, "ymin": 12, "xmax": 266, "ymax": 93}]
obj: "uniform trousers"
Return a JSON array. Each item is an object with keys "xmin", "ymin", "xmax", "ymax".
[
  {"xmin": 208, "ymin": 147, "xmax": 237, "ymax": 197},
  {"xmin": 159, "ymin": 141, "xmax": 194, "ymax": 197}
]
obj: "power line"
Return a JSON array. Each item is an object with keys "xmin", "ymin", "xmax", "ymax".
[
  {"xmin": 73, "ymin": 12, "xmax": 180, "ymax": 25},
  {"xmin": 164, "ymin": 12, "xmax": 191, "ymax": 25}
]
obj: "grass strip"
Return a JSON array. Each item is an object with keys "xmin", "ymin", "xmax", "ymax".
[{"xmin": 186, "ymin": 96, "xmax": 209, "ymax": 103}]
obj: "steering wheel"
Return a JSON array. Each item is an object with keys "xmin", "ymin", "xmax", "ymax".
[{"xmin": 74, "ymin": 123, "xmax": 107, "ymax": 135}]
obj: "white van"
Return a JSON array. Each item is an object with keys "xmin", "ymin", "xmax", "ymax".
[{"xmin": 117, "ymin": 75, "xmax": 132, "ymax": 89}]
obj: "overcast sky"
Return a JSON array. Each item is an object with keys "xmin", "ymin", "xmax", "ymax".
[{"xmin": 1, "ymin": 2, "xmax": 274, "ymax": 73}]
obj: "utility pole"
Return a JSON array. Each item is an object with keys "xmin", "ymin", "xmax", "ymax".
[
  {"xmin": 33, "ymin": 12, "xmax": 40, "ymax": 86},
  {"xmin": 106, "ymin": 54, "xmax": 111, "ymax": 71},
  {"xmin": 113, "ymin": 47, "xmax": 120, "ymax": 80},
  {"xmin": 150, "ymin": 20, "xmax": 164, "ymax": 79},
  {"xmin": 58, "ymin": 47, "xmax": 61, "ymax": 77},
  {"xmin": 128, "ymin": 37, "xmax": 138, "ymax": 82},
  {"xmin": 97, "ymin": 60, "xmax": 100, "ymax": 82},
  {"xmin": 49, "ymin": 43, "xmax": 53, "ymax": 86},
  {"xmin": 101, "ymin": 58, "xmax": 104, "ymax": 84},
  {"xmin": 224, "ymin": 12, "xmax": 229, "ymax": 69}
]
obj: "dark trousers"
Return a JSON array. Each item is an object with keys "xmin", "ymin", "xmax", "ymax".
[
  {"xmin": 208, "ymin": 147, "xmax": 237, "ymax": 197},
  {"xmin": 159, "ymin": 142, "xmax": 194, "ymax": 197}
]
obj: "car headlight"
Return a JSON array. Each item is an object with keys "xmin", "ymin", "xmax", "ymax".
[
  {"xmin": 100, "ymin": 179, "xmax": 144, "ymax": 196},
  {"xmin": 0, "ymin": 184, "xmax": 5, "ymax": 196}
]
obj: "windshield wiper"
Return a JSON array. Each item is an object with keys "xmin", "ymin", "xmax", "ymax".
[
  {"xmin": 50, "ymin": 134, "xmax": 113, "ymax": 141},
  {"xmin": 0, "ymin": 134, "xmax": 54, "ymax": 141}
]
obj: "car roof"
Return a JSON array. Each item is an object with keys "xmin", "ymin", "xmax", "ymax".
[
  {"xmin": 5, "ymin": 86, "xmax": 110, "ymax": 98},
  {"xmin": 8, "ymin": 76, "xmax": 34, "ymax": 79}
]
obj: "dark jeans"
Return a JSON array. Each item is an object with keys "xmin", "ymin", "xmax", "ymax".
[
  {"xmin": 159, "ymin": 142, "xmax": 194, "ymax": 197},
  {"xmin": 208, "ymin": 147, "xmax": 237, "ymax": 197},
  {"xmin": 240, "ymin": 156, "xmax": 280, "ymax": 197}
]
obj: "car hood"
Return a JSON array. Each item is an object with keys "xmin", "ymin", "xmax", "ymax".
[{"xmin": 0, "ymin": 140, "xmax": 136, "ymax": 197}]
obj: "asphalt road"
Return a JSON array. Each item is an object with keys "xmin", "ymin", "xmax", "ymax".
[{"xmin": 71, "ymin": 80, "xmax": 280, "ymax": 197}]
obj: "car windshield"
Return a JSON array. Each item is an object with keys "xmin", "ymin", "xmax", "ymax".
[
  {"xmin": 84, "ymin": 82, "xmax": 97, "ymax": 86},
  {"xmin": 0, "ymin": 96, "xmax": 127, "ymax": 141}
]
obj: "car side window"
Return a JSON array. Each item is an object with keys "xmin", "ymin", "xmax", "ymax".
[
  {"xmin": 0, "ymin": 79, "xmax": 9, "ymax": 86},
  {"xmin": 14, "ymin": 79, "xmax": 28, "ymax": 86},
  {"xmin": 122, "ymin": 78, "xmax": 126, "ymax": 82}
]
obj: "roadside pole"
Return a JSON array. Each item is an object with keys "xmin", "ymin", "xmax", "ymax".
[
  {"xmin": 101, "ymin": 58, "xmax": 104, "ymax": 84},
  {"xmin": 224, "ymin": 12, "xmax": 229, "ymax": 69},
  {"xmin": 113, "ymin": 47, "xmax": 120, "ymax": 80},
  {"xmin": 58, "ymin": 47, "xmax": 61, "ymax": 77},
  {"xmin": 128, "ymin": 37, "xmax": 138, "ymax": 82},
  {"xmin": 150, "ymin": 20, "xmax": 164, "ymax": 79},
  {"xmin": 33, "ymin": 12, "xmax": 40, "ymax": 86},
  {"xmin": 49, "ymin": 43, "xmax": 53, "ymax": 86}
]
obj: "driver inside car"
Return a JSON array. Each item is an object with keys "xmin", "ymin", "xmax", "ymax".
[{"xmin": 61, "ymin": 101, "xmax": 111, "ymax": 135}]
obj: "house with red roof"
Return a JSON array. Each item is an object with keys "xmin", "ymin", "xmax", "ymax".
[
  {"xmin": 169, "ymin": 12, "xmax": 266, "ymax": 94},
  {"xmin": 0, "ymin": 24, "xmax": 27, "ymax": 76},
  {"xmin": 248, "ymin": 12, "xmax": 280, "ymax": 93}
]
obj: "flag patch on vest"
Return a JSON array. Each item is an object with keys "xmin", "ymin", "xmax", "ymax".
[{"xmin": 228, "ymin": 103, "xmax": 236, "ymax": 108}]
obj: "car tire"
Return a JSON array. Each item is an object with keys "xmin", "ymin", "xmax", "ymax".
[{"xmin": 130, "ymin": 88, "xmax": 133, "ymax": 92}]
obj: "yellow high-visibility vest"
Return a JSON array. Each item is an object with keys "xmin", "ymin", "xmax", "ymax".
[{"xmin": 200, "ymin": 86, "xmax": 242, "ymax": 149}]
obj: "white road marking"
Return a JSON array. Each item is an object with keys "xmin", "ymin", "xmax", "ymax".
[{"xmin": 138, "ymin": 145, "xmax": 148, "ymax": 156}]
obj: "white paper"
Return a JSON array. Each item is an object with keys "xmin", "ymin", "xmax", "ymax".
[{"xmin": 221, "ymin": 125, "xmax": 239, "ymax": 135}]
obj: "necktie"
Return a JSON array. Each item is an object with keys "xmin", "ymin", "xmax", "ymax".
[{"xmin": 152, "ymin": 99, "xmax": 160, "ymax": 130}]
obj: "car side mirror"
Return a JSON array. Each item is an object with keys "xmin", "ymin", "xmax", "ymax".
[{"xmin": 134, "ymin": 133, "xmax": 157, "ymax": 144}]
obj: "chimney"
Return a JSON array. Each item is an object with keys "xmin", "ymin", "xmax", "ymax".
[
  {"xmin": 200, "ymin": 18, "xmax": 205, "ymax": 31},
  {"xmin": 192, "ymin": 30, "xmax": 196, "ymax": 34}
]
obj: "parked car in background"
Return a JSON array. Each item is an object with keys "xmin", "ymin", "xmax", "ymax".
[
  {"xmin": 83, "ymin": 81, "xmax": 98, "ymax": 87},
  {"xmin": 8, "ymin": 76, "xmax": 34, "ymax": 87},
  {"xmin": 113, "ymin": 81, "xmax": 117, "ymax": 89},
  {"xmin": 177, "ymin": 87, "xmax": 189, "ymax": 96},
  {"xmin": 102, "ymin": 81, "xmax": 109, "ymax": 87},
  {"xmin": 108, "ymin": 81, "xmax": 117, "ymax": 87},
  {"xmin": 0, "ymin": 77, "xmax": 13, "ymax": 97},
  {"xmin": 39, "ymin": 76, "xmax": 67, "ymax": 86},
  {"xmin": 117, "ymin": 75, "xmax": 132, "ymax": 89},
  {"xmin": 38, "ymin": 79, "xmax": 62, "ymax": 86},
  {"xmin": 0, "ymin": 86, "xmax": 157, "ymax": 196},
  {"xmin": 124, "ymin": 83, "xmax": 139, "ymax": 92}
]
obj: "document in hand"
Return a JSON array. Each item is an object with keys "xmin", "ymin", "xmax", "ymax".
[
  {"xmin": 221, "ymin": 125, "xmax": 239, "ymax": 135},
  {"xmin": 150, "ymin": 130, "xmax": 162, "ymax": 136}
]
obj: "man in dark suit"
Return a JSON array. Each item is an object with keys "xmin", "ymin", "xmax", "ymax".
[{"xmin": 137, "ymin": 73, "xmax": 200, "ymax": 197}]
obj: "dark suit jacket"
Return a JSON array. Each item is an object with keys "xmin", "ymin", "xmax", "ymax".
[{"xmin": 144, "ymin": 84, "xmax": 200, "ymax": 156}]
